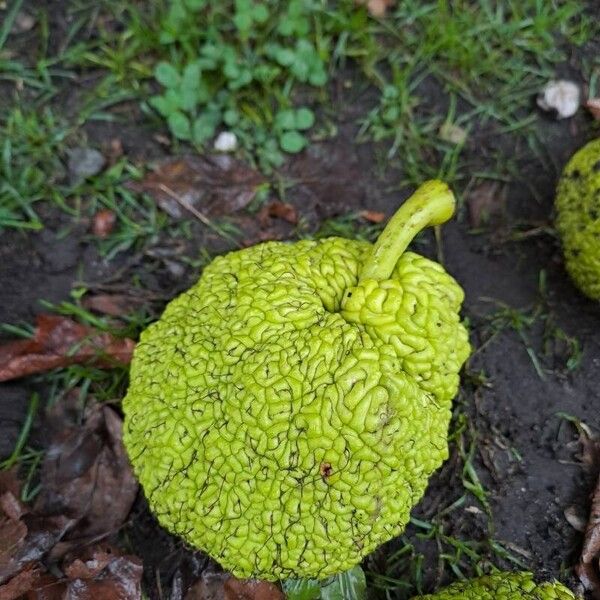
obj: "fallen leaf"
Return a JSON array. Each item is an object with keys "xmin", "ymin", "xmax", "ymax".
[
  {"xmin": 59, "ymin": 544, "xmax": 143, "ymax": 600},
  {"xmin": 223, "ymin": 578, "xmax": 283, "ymax": 600},
  {"xmin": 585, "ymin": 98, "xmax": 600, "ymax": 121},
  {"xmin": 185, "ymin": 572, "xmax": 228, "ymax": 600},
  {"xmin": 36, "ymin": 401, "xmax": 138, "ymax": 545},
  {"xmin": 0, "ymin": 564, "xmax": 43, "ymax": 600},
  {"xmin": 12, "ymin": 546, "xmax": 143, "ymax": 600},
  {"xmin": 91, "ymin": 210, "xmax": 117, "ymax": 239},
  {"xmin": 577, "ymin": 474, "xmax": 600, "ymax": 597},
  {"xmin": 576, "ymin": 432, "xmax": 600, "ymax": 597},
  {"xmin": 0, "ymin": 469, "xmax": 23, "ymax": 506},
  {"xmin": 0, "ymin": 314, "xmax": 135, "ymax": 382},
  {"xmin": 258, "ymin": 201, "xmax": 298, "ymax": 227},
  {"xmin": 82, "ymin": 295, "xmax": 134, "ymax": 318},
  {"xmin": 359, "ymin": 210, "xmax": 385, "ymax": 223},
  {"xmin": 185, "ymin": 573, "xmax": 283, "ymax": 600},
  {"xmin": 126, "ymin": 155, "xmax": 265, "ymax": 219},
  {"xmin": 0, "ymin": 511, "xmax": 73, "ymax": 586},
  {"xmin": 0, "ymin": 518, "xmax": 28, "ymax": 571},
  {"xmin": 355, "ymin": 0, "xmax": 394, "ymax": 17}
]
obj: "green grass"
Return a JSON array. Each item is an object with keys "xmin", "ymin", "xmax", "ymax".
[
  {"xmin": 1, "ymin": 0, "xmax": 597, "ymax": 232},
  {"xmin": 0, "ymin": 108, "xmax": 68, "ymax": 229},
  {"xmin": 475, "ymin": 270, "xmax": 583, "ymax": 379}
]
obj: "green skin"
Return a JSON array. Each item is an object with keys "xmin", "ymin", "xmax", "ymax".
[
  {"xmin": 411, "ymin": 571, "xmax": 577, "ymax": 599},
  {"xmin": 123, "ymin": 180, "xmax": 471, "ymax": 581},
  {"xmin": 555, "ymin": 137, "xmax": 600, "ymax": 300}
]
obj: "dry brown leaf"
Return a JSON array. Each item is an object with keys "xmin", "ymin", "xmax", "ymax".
[
  {"xmin": 0, "ymin": 511, "xmax": 73, "ymax": 586},
  {"xmin": 585, "ymin": 98, "xmax": 600, "ymax": 120},
  {"xmin": 36, "ymin": 402, "xmax": 138, "ymax": 545},
  {"xmin": 258, "ymin": 201, "xmax": 298, "ymax": 227},
  {"xmin": 82, "ymin": 295, "xmax": 135, "ymax": 318},
  {"xmin": 185, "ymin": 573, "xmax": 283, "ymax": 600},
  {"xmin": 576, "ymin": 434, "xmax": 600, "ymax": 597},
  {"xmin": 18, "ymin": 546, "xmax": 143, "ymax": 600},
  {"xmin": 92, "ymin": 210, "xmax": 117, "ymax": 239},
  {"xmin": 577, "ymin": 474, "xmax": 600, "ymax": 597},
  {"xmin": 359, "ymin": 210, "xmax": 386, "ymax": 223},
  {"xmin": 126, "ymin": 155, "xmax": 265, "ymax": 219},
  {"xmin": 185, "ymin": 572, "xmax": 228, "ymax": 600},
  {"xmin": 0, "ymin": 315, "xmax": 135, "ymax": 382},
  {"xmin": 0, "ymin": 564, "xmax": 44, "ymax": 600},
  {"xmin": 223, "ymin": 578, "xmax": 283, "ymax": 600}
]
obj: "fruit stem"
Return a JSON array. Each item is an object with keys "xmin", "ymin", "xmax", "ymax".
[{"xmin": 359, "ymin": 180, "xmax": 456, "ymax": 281}]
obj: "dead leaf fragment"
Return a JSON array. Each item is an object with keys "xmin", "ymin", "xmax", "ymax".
[
  {"xmin": 126, "ymin": 155, "xmax": 265, "ymax": 219},
  {"xmin": 359, "ymin": 210, "xmax": 385, "ymax": 223},
  {"xmin": 59, "ymin": 544, "xmax": 143, "ymax": 600},
  {"xmin": 0, "ymin": 315, "xmax": 135, "ymax": 382},
  {"xmin": 576, "ymin": 434, "xmax": 600, "ymax": 597},
  {"xmin": 36, "ymin": 403, "xmax": 138, "ymax": 544},
  {"xmin": 185, "ymin": 573, "xmax": 283, "ymax": 600},
  {"xmin": 6, "ymin": 547, "xmax": 143, "ymax": 600},
  {"xmin": 585, "ymin": 98, "xmax": 600, "ymax": 121},
  {"xmin": 91, "ymin": 210, "xmax": 117, "ymax": 239},
  {"xmin": 0, "ymin": 564, "xmax": 43, "ymax": 600},
  {"xmin": 258, "ymin": 201, "xmax": 298, "ymax": 227},
  {"xmin": 82, "ymin": 294, "xmax": 134, "ymax": 318},
  {"xmin": 0, "ymin": 511, "xmax": 72, "ymax": 586},
  {"xmin": 223, "ymin": 578, "xmax": 283, "ymax": 600}
]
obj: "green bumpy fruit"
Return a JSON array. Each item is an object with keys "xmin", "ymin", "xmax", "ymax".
[
  {"xmin": 411, "ymin": 571, "xmax": 577, "ymax": 599},
  {"xmin": 123, "ymin": 181, "xmax": 471, "ymax": 580},
  {"xmin": 555, "ymin": 138, "xmax": 600, "ymax": 300}
]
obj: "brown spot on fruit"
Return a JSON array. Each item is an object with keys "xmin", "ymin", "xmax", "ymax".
[{"xmin": 320, "ymin": 463, "xmax": 333, "ymax": 479}]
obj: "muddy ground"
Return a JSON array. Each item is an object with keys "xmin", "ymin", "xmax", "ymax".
[{"xmin": 1, "ymin": 5, "xmax": 600, "ymax": 600}]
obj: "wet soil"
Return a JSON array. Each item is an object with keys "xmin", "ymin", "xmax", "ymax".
[{"xmin": 1, "ymin": 4, "xmax": 599, "ymax": 599}]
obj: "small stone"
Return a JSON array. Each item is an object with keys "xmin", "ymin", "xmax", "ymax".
[
  {"xmin": 12, "ymin": 11, "xmax": 36, "ymax": 33},
  {"xmin": 67, "ymin": 148, "xmax": 106, "ymax": 184},
  {"xmin": 214, "ymin": 131, "xmax": 238, "ymax": 153},
  {"xmin": 537, "ymin": 80, "xmax": 581, "ymax": 119}
]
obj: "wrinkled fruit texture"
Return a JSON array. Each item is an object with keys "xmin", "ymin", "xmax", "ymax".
[
  {"xmin": 555, "ymin": 137, "xmax": 600, "ymax": 300},
  {"xmin": 410, "ymin": 571, "xmax": 577, "ymax": 599},
  {"xmin": 123, "ymin": 237, "xmax": 470, "ymax": 580}
]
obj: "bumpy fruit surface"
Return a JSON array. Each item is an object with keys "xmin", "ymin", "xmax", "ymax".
[
  {"xmin": 555, "ymin": 138, "xmax": 600, "ymax": 300},
  {"xmin": 411, "ymin": 571, "xmax": 577, "ymax": 599},
  {"xmin": 123, "ymin": 181, "xmax": 470, "ymax": 580}
]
